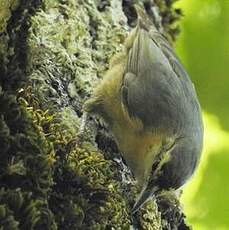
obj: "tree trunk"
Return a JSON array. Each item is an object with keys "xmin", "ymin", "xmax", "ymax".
[{"xmin": 0, "ymin": 0, "xmax": 190, "ymax": 229}]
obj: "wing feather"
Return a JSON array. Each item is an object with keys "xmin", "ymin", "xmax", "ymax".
[{"xmin": 121, "ymin": 28, "xmax": 200, "ymax": 134}]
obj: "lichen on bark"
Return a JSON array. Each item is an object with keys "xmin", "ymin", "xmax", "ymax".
[{"xmin": 0, "ymin": 0, "xmax": 190, "ymax": 229}]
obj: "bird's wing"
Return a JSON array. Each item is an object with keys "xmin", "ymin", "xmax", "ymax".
[
  {"xmin": 121, "ymin": 28, "xmax": 189, "ymax": 131},
  {"xmin": 150, "ymin": 31, "xmax": 199, "ymax": 99}
]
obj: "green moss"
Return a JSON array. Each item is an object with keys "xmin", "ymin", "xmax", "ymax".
[
  {"xmin": 0, "ymin": 92, "xmax": 57, "ymax": 228},
  {"xmin": 0, "ymin": 0, "xmax": 19, "ymax": 63},
  {"xmin": 0, "ymin": 81, "xmax": 130, "ymax": 228},
  {"xmin": 0, "ymin": 0, "xmax": 19, "ymax": 32},
  {"xmin": 16, "ymin": 87, "xmax": 130, "ymax": 228},
  {"xmin": 0, "ymin": 203, "xmax": 19, "ymax": 230},
  {"xmin": 138, "ymin": 199, "xmax": 162, "ymax": 230},
  {"xmin": 49, "ymin": 144, "xmax": 130, "ymax": 229}
]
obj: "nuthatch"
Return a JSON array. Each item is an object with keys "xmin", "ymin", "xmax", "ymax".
[{"xmin": 81, "ymin": 6, "xmax": 203, "ymax": 213}]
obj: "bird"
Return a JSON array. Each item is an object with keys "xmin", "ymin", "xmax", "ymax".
[{"xmin": 78, "ymin": 5, "xmax": 203, "ymax": 213}]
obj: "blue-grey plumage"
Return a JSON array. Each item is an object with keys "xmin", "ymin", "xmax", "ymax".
[
  {"xmin": 126, "ymin": 11, "xmax": 203, "ymax": 213},
  {"xmin": 83, "ymin": 6, "xmax": 203, "ymax": 214}
]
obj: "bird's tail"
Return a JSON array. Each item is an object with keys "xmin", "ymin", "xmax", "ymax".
[
  {"xmin": 131, "ymin": 186, "xmax": 158, "ymax": 214},
  {"xmin": 134, "ymin": 4, "xmax": 158, "ymax": 31},
  {"xmin": 134, "ymin": 4, "xmax": 156, "ymax": 32}
]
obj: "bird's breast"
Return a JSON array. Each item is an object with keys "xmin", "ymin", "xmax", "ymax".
[{"xmin": 112, "ymin": 121, "xmax": 163, "ymax": 186}]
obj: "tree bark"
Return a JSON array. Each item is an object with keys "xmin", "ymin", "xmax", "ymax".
[{"xmin": 0, "ymin": 0, "xmax": 190, "ymax": 229}]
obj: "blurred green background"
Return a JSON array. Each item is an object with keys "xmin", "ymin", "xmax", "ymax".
[{"xmin": 174, "ymin": 0, "xmax": 229, "ymax": 229}]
